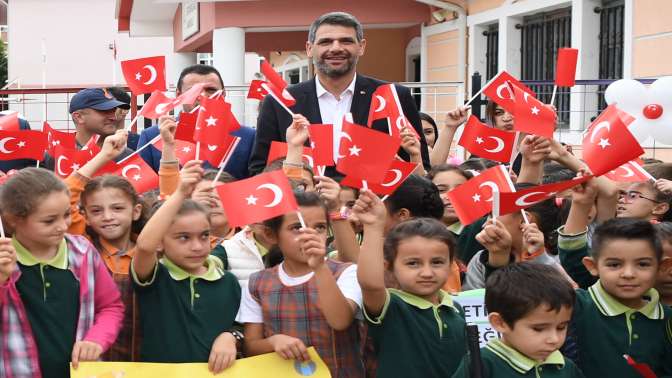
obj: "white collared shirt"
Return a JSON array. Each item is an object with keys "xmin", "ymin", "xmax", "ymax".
[{"xmin": 315, "ymin": 74, "xmax": 357, "ymax": 162}]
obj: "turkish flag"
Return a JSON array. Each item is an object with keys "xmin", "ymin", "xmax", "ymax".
[
  {"xmin": 604, "ymin": 160, "xmax": 652, "ymax": 182},
  {"xmin": 582, "ymin": 105, "xmax": 644, "ymax": 176},
  {"xmin": 99, "ymin": 154, "xmax": 159, "ymax": 194},
  {"xmin": 81, "ymin": 134, "xmax": 101, "ymax": 156},
  {"xmin": 509, "ymin": 82, "xmax": 556, "ymax": 138},
  {"xmin": 153, "ymin": 139, "xmax": 196, "ymax": 166},
  {"xmin": 53, "ymin": 145, "xmax": 95, "ymax": 178},
  {"xmin": 120, "ymin": 56, "xmax": 167, "ymax": 95},
  {"xmin": 307, "ymin": 124, "xmax": 334, "ymax": 167},
  {"xmin": 0, "ymin": 112, "xmax": 21, "ymax": 131},
  {"xmin": 341, "ymin": 159, "xmax": 418, "ymax": 195},
  {"xmin": 43, "ymin": 121, "xmax": 76, "ymax": 155},
  {"xmin": 261, "ymin": 82, "xmax": 296, "ymax": 107},
  {"xmin": 175, "ymin": 111, "xmax": 198, "ymax": 142},
  {"xmin": 555, "ymin": 48, "xmax": 579, "ymax": 87},
  {"xmin": 498, "ymin": 175, "xmax": 592, "ymax": 216},
  {"xmin": 260, "ymin": 61, "xmax": 296, "ymax": 107},
  {"xmin": 368, "ymin": 84, "xmax": 397, "ymax": 126},
  {"xmin": 177, "ymin": 83, "xmax": 206, "ymax": 106},
  {"xmin": 194, "ymin": 97, "xmax": 240, "ymax": 145},
  {"xmin": 216, "ymin": 169, "xmax": 299, "ymax": 228},
  {"xmin": 336, "ymin": 119, "xmax": 401, "ymax": 183},
  {"xmin": 458, "ymin": 115, "xmax": 516, "ymax": 163},
  {"xmin": 247, "ymin": 80, "xmax": 270, "ymax": 100},
  {"xmin": 199, "ymin": 134, "xmax": 241, "ymax": 168},
  {"xmin": 446, "ymin": 165, "xmax": 513, "ymax": 225},
  {"xmin": 140, "ymin": 91, "xmax": 181, "ymax": 119},
  {"xmin": 0, "ymin": 130, "xmax": 48, "ymax": 161},
  {"xmin": 482, "ymin": 71, "xmax": 536, "ymax": 114},
  {"xmin": 267, "ymin": 141, "xmax": 314, "ymax": 168},
  {"xmin": 261, "ymin": 60, "xmax": 288, "ymax": 92}
]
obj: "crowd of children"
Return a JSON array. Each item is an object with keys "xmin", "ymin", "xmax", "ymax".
[{"xmin": 2, "ymin": 99, "xmax": 672, "ymax": 378}]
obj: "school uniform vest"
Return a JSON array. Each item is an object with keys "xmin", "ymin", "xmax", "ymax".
[
  {"xmin": 249, "ymin": 260, "xmax": 364, "ymax": 378},
  {"xmin": 222, "ymin": 228, "xmax": 265, "ymax": 290}
]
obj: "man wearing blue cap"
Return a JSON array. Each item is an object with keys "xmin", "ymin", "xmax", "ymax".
[{"xmin": 45, "ymin": 88, "xmax": 133, "ymax": 169}]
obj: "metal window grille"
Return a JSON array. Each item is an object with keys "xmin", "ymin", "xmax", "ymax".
[
  {"xmin": 484, "ymin": 24, "xmax": 499, "ymax": 80},
  {"xmin": 520, "ymin": 7, "xmax": 572, "ymax": 127},
  {"xmin": 597, "ymin": 0, "xmax": 625, "ymax": 112}
]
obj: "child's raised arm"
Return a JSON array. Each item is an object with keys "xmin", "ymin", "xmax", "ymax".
[
  {"xmin": 518, "ymin": 135, "xmax": 551, "ymax": 184},
  {"xmin": 430, "ymin": 106, "xmax": 469, "ymax": 166},
  {"xmin": 284, "ymin": 114, "xmax": 310, "ymax": 169},
  {"xmin": 354, "ymin": 189, "xmax": 388, "ymax": 317},
  {"xmin": 133, "ymin": 160, "xmax": 204, "ymax": 280},
  {"xmin": 314, "ymin": 175, "xmax": 360, "ymax": 263},
  {"xmin": 158, "ymin": 115, "xmax": 180, "ymax": 197}
]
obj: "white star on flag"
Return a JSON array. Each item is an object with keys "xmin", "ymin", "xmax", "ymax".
[
  {"xmin": 17, "ymin": 141, "xmax": 25, "ymax": 148},
  {"xmin": 472, "ymin": 194, "xmax": 481, "ymax": 202},
  {"xmin": 135, "ymin": 72, "xmax": 142, "ymax": 81},
  {"xmin": 133, "ymin": 174, "xmax": 141, "ymax": 181},
  {"xmin": 246, "ymin": 195, "xmax": 258, "ymax": 205},
  {"xmin": 71, "ymin": 163, "xmax": 80, "ymax": 171},
  {"xmin": 348, "ymin": 145, "xmax": 362, "ymax": 156},
  {"xmin": 531, "ymin": 106, "xmax": 540, "ymax": 115},
  {"xmin": 52, "ymin": 140, "xmax": 60, "ymax": 146},
  {"xmin": 598, "ymin": 138, "xmax": 611, "ymax": 149},
  {"xmin": 205, "ymin": 116, "xmax": 218, "ymax": 127},
  {"xmin": 182, "ymin": 146, "xmax": 192, "ymax": 153},
  {"xmin": 476, "ymin": 137, "xmax": 484, "ymax": 144}
]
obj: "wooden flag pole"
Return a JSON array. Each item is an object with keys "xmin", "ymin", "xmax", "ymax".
[{"xmin": 549, "ymin": 85, "xmax": 558, "ymax": 106}]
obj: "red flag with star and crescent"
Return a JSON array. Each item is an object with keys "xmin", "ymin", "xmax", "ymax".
[
  {"xmin": 498, "ymin": 175, "xmax": 593, "ymax": 216},
  {"xmin": 53, "ymin": 145, "xmax": 95, "ymax": 178},
  {"xmin": 341, "ymin": 159, "xmax": 418, "ymax": 195},
  {"xmin": 336, "ymin": 118, "xmax": 401, "ymax": 183},
  {"xmin": 0, "ymin": 130, "xmax": 48, "ymax": 161},
  {"xmin": 482, "ymin": 71, "xmax": 536, "ymax": 114},
  {"xmin": 43, "ymin": 121, "xmax": 77, "ymax": 155},
  {"xmin": 199, "ymin": 134, "xmax": 241, "ymax": 168},
  {"xmin": 260, "ymin": 61, "xmax": 296, "ymax": 107},
  {"xmin": 139, "ymin": 83, "xmax": 205, "ymax": 119},
  {"xmin": 98, "ymin": 154, "xmax": 159, "ymax": 194},
  {"xmin": 153, "ymin": 139, "xmax": 196, "ymax": 166},
  {"xmin": 193, "ymin": 96, "xmax": 240, "ymax": 144},
  {"xmin": 266, "ymin": 141, "xmax": 315, "ymax": 168},
  {"xmin": 446, "ymin": 164, "xmax": 513, "ymax": 225},
  {"xmin": 367, "ymin": 84, "xmax": 419, "ymax": 139},
  {"xmin": 247, "ymin": 80, "xmax": 270, "ymax": 101},
  {"xmin": 509, "ymin": 81, "xmax": 556, "ymax": 138},
  {"xmin": 604, "ymin": 159, "xmax": 652, "ymax": 182},
  {"xmin": 216, "ymin": 169, "xmax": 298, "ymax": 228},
  {"xmin": 582, "ymin": 105, "xmax": 644, "ymax": 177},
  {"xmin": 121, "ymin": 56, "xmax": 167, "ymax": 96},
  {"xmin": 458, "ymin": 115, "xmax": 517, "ymax": 163}
]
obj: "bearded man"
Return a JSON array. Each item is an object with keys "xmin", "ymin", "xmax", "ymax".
[{"xmin": 249, "ymin": 11, "xmax": 429, "ymax": 177}]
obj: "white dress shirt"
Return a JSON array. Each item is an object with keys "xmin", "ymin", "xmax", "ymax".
[{"xmin": 315, "ymin": 75, "xmax": 357, "ymax": 162}]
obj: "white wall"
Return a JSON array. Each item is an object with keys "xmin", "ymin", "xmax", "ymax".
[{"xmin": 7, "ymin": 0, "xmax": 196, "ymax": 129}]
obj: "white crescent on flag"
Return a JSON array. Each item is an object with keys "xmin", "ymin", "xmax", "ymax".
[
  {"xmin": 484, "ymin": 136, "xmax": 505, "ymax": 153},
  {"xmin": 515, "ymin": 191, "xmax": 556, "ymax": 207},
  {"xmin": 256, "ymin": 183, "xmax": 283, "ymax": 208},
  {"xmin": 478, "ymin": 181, "xmax": 500, "ymax": 202},
  {"xmin": 142, "ymin": 65, "xmax": 158, "ymax": 85},
  {"xmin": 381, "ymin": 169, "xmax": 403, "ymax": 187},
  {"xmin": 154, "ymin": 102, "xmax": 171, "ymax": 115},
  {"xmin": 589, "ymin": 121, "xmax": 611, "ymax": 144},
  {"xmin": 0, "ymin": 137, "xmax": 16, "ymax": 154},
  {"xmin": 121, "ymin": 164, "xmax": 141, "ymax": 180},
  {"xmin": 336, "ymin": 131, "xmax": 353, "ymax": 159},
  {"xmin": 374, "ymin": 95, "xmax": 386, "ymax": 113},
  {"xmin": 56, "ymin": 155, "xmax": 69, "ymax": 177},
  {"xmin": 611, "ymin": 165, "xmax": 635, "ymax": 178},
  {"xmin": 496, "ymin": 83, "xmax": 513, "ymax": 100}
]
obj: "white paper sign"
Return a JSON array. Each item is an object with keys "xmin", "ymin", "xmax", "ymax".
[{"xmin": 453, "ymin": 289, "xmax": 501, "ymax": 347}]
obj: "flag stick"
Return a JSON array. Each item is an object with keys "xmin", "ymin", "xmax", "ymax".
[
  {"xmin": 464, "ymin": 71, "xmax": 503, "ymax": 107},
  {"xmin": 195, "ymin": 141, "xmax": 200, "ymax": 161},
  {"xmin": 381, "ymin": 195, "xmax": 389, "ymax": 202},
  {"xmin": 492, "ymin": 188, "xmax": 500, "ymax": 222},
  {"xmin": 261, "ymin": 83, "xmax": 294, "ymax": 117},
  {"xmin": 631, "ymin": 161, "xmax": 656, "ymax": 182},
  {"xmin": 296, "ymin": 210, "xmax": 307, "ymax": 229},
  {"xmin": 0, "ymin": 215, "xmax": 5, "ymax": 239},
  {"xmin": 117, "ymin": 134, "xmax": 160, "ymax": 164},
  {"xmin": 210, "ymin": 138, "xmax": 241, "ymax": 188},
  {"xmin": 125, "ymin": 113, "xmax": 141, "ymax": 133},
  {"xmin": 521, "ymin": 210, "xmax": 530, "ymax": 224},
  {"xmin": 362, "ymin": 180, "xmax": 369, "ymax": 191},
  {"xmin": 36, "ymin": 161, "xmax": 40, "ymax": 168},
  {"xmin": 508, "ymin": 132, "xmax": 521, "ymax": 174},
  {"xmin": 549, "ymin": 85, "xmax": 558, "ymax": 106}
]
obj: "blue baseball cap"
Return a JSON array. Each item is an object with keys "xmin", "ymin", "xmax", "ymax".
[{"xmin": 69, "ymin": 88, "xmax": 130, "ymax": 113}]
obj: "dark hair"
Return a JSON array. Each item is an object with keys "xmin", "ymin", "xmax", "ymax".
[
  {"xmin": 383, "ymin": 218, "xmax": 455, "ymax": 266},
  {"xmin": 486, "ymin": 262, "xmax": 575, "ymax": 327},
  {"xmin": 1, "ymin": 168, "xmax": 68, "ymax": 218},
  {"xmin": 459, "ymin": 158, "xmax": 498, "ymax": 174},
  {"xmin": 592, "ymin": 218, "xmax": 663, "ymax": 260},
  {"xmin": 106, "ymin": 87, "xmax": 131, "ymax": 104},
  {"xmin": 427, "ymin": 164, "xmax": 472, "ymax": 182},
  {"xmin": 656, "ymin": 222, "xmax": 672, "ymax": 243},
  {"xmin": 385, "ymin": 174, "xmax": 444, "ymax": 220},
  {"xmin": 148, "ymin": 198, "xmax": 209, "ymax": 222},
  {"xmin": 308, "ymin": 12, "xmax": 363, "ymax": 44},
  {"xmin": 80, "ymin": 175, "xmax": 145, "ymax": 251},
  {"xmin": 542, "ymin": 163, "xmax": 575, "ymax": 184},
  {"xmin": 263, "ymin": 157, "xmax": 314, "ymax": 191},
  {"xmin": 419, "ymin": 112, "xmax": 438, "ymax": 145},
  {"xmin": 176, "ymin": 64, "xmax": 225, "ymax": 92},
  {"xmin": 202, "ymin": 169, "xmax": 236, "ymax": 184}
]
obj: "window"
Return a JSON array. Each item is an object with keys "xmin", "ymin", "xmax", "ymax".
[
  {"xmin": 197, "ymin": 53, "xmax": 213, "ymax": 66},
  {"xmin": 597, "ymin": 0, "xmax": 625, "ymax": 112},
  {"xmin": 520, "ymin": 7, "xmax": 572, "ymax": 127},
  {"xmin": 484, "ymin": 24, "xmax": 499, "ymax": 80}
]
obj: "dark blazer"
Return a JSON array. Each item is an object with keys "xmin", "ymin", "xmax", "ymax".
[{"xmin": 248, "ymin": 74, "xmax": 430, "ymax": 177}]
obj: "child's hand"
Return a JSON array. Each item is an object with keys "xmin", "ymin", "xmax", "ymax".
[
  {"xmin": 571, "ymin": 171, "xmax": 598, "ymax": 206},
  {"xmin": 548, "ymin": 138, "xmax": 570, "ymax": 161},
  {"xmin": 655, "ymin": 179, "xmax": 672, "ymax": 195},
  {"xmin": 0, "ymin": 238, "xmax": 16, "ymax": 284},
  {"xmin": 192, "ymin": 184, "xmax": 220, "ymax": 209},
  {"xmin": 298, "ymin": 227, "xmax": 327, "ymax": 270},
  {"xmin": 177, "ymin": 160, "xmax": 204, "ymax": 197},
  {"xmin": 444, "ymin": 106, "xmax": 470, "ymax": 130},
  {"xmin": 286, "ymin": 114, "xmax": 310, "ymax": 148},
  {"xmin": 158, "ymin": 115, "xmax": 177, "ymax": 145},
  {"xmin": 520, "ymin": 135, "xmax": 551, "ymax": 164},
  {"xmin": 208, "ymin": 332, "xmax": 237, "ymax": 373},
  {"xmin": 269, "ymin": 334, "xmax": 310, "ymax": 361},
  {"xmin": 71, "ymin": 340, "xmax": 103, "ymax": 369},
  {"xmin": 476, "ymin": 219, "xmax": 512, "ymax": 266},
  {"xmin": 100, "ymin": 130, "xmax": 128, "ymax": 160},
  {"xmin": 352, "ymin": 189, "xmax": 387, "ymax": 230},
  {"xmin": 400, "ymin": 125, "xmax": 420, "ymax": 158},
  {"xmin": 521, "ymin": 222, "xmax": 544, "ymax": 255},
  {"xmin": 314, "ymin": 175, "xmax": 341, "ymax": 212}
]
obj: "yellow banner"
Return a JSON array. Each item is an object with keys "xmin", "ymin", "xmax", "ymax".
[{"xmin": 70, "ymin": 347, "xmax": 330, "ymax": 377}]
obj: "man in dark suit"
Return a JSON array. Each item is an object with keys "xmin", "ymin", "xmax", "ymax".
[
  {"xmin": 136, "ymin": 64, "xmax": 256, "ymax": 179},
  {"xmin": 249, "ymin": 11, "xmax": 429, "ymax": 177}
]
